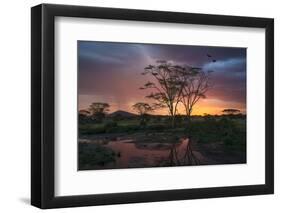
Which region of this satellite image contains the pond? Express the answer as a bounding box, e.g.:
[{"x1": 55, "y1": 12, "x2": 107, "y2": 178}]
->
[{"x1": 79, "y1": 137, "x2": 207, "y2": 170}]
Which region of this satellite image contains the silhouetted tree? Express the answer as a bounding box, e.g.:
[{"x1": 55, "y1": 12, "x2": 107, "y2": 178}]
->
[
  {"x1": 132, "y1": 102, "x2": 153, "y2": 126},
  {"x1": 88, "y1": 102, "x2": 110, "y2": 122},
  {"x1": 140, "y1": 60, "x2": 188, "y2": 127},
  {"x1": 132, "y1": 102, "x2": 153, "y2": 116},
  {"x1": 79, "y1": 110, "x2": 91, "y2": 124},
  {"x1": 180, "y1": 68, "x2": 213, "y2": 124},
  {"x1": 222, "y1": 108, "x2": 241, "y2": 115}
]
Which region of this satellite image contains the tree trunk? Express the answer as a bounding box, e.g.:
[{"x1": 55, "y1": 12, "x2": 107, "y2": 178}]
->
[
  {"x1": 171, "y1": 115, "x2": 175, "y2": 128},
  {"x1": 169, "y1": 107, "x2": 175, "y2": 128},
  {"x1": 185, "y1": 108, "x2": 192, "y2": 133}
]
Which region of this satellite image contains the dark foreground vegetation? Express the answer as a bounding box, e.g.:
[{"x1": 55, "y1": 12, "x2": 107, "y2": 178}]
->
[{"x1": 78, "y1": 113, "x2": 246, "y2": 170}]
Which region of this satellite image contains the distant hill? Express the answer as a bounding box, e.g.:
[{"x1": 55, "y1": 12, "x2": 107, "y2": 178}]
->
[{"x1": 108, "y1": 110, "x2": 137, "y2": 118}]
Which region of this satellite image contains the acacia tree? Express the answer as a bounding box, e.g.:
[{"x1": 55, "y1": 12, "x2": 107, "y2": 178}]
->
[
  {"x1": 88, "y1": 102, "x2": 110, "y2": 122},
  {"x1": 132, "y1": 102, "x2": 153, "y2": 116},
  {"x1": 132, "y1": 102, "x2": 153, "y2": 125},
  {"x1": 140, "y1": 60, "x2": 188, "y2": 127},
  {"x1": 180, "y1": 68, "x2": 212, "y2": 123},
  {"x1": 179, "y1": 53, "x2": 216, "y2": 123},
  {"x1": 222, "y1": 108, "x2": 241, "y2": 115}
]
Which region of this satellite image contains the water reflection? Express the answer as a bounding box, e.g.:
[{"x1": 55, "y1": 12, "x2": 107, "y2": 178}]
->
[
  {"x1": 168, "y1": 139, "x2": 200, "y2": 166},
  {"x1": 80, "y1": 137, "x2": 204, "y2": 169}
]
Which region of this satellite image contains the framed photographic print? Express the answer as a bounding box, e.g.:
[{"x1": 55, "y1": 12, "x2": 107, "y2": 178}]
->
[{"x1": 31, "y1": 3, "x2": 274, "y2": 209}]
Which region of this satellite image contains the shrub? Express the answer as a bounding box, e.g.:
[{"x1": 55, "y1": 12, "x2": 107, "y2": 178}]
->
[
  {"x1": 187, "y1": 117, "x2": 246, "y2": 150},
  {"x1": 104, "y1": 120, "x2": 118, "y2": 129},
  {"x1": 79, "y1": 143, "x2": 116, "y2": 169}
]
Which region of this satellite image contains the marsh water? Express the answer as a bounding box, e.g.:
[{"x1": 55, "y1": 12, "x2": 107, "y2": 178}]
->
[{"x1": 79, "y1": 137, "x2": 208, "y2": 169}]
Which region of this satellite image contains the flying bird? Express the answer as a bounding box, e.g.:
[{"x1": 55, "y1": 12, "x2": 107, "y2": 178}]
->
[
  {"x1": 212, "y1": 59, "x2": 216, "y2": 62},
  {"x1": 207, "y1": 54, "x2": 212, "y2": 57}
]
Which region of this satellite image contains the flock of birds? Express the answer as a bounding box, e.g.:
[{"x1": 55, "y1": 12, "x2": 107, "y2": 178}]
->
[{"x1": 207, "y1": 53, "x2": 217, "y2": 63}]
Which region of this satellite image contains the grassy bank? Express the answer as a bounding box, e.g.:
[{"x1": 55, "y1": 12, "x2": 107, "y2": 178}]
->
[
  {"x1": 188, "y1": 117, "x2": 246, "y2": 151},
  {"x1": 79, "y1": 116, "x2": 246, "y2": 151}
]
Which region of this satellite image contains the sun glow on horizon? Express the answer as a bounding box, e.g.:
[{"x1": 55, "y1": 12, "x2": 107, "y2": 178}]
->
[{"x1": 79, "y1": 95, "x2": 246, "y2": 116}]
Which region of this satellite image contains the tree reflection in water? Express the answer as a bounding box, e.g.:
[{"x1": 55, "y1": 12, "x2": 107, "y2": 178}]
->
[
  {"x1": 79, "y1": 137, "x2": 203, "y2": 170},
  {"x1": 168, "y1": 138, "x2": 200, "y2": 166}
]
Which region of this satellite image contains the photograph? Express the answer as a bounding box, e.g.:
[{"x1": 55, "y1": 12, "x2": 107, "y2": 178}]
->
[
  {"x1": 30, "y1": 3, "x2": 274, "y2": 209},
  {"x1": 78, "y1": 41, "x2": 247, "y2": 170}
]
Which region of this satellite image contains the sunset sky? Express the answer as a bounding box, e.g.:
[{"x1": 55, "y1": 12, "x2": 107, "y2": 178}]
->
[{"x1": 78, "y1": 41, "x2": 246, "y2": 115}]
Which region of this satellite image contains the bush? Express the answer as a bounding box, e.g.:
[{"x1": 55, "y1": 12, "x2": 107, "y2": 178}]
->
[
  {"x1": 79, "y1": 124, "x2": 106, "y2": 135},
  {"x1": 146, "y1": 123, "x2": 167, "y2": 131},
  {"x1": 104, "y1": 120, "x2": 118, "y2": 129},
  {"x1": 139, "y1": 119, "x2": 147, "y2": 127},
  {"x1": 187, "y1": 117, "x2": 246, "y2": 151},
  {"x1": 79, "y1": 143, "x2": 116, "y2": 169}
]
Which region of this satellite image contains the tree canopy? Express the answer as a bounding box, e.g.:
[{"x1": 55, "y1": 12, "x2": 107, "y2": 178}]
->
[
  {"x1": 222, "y1": 108, "x2": 241, "y2": 115},
  {"x1": 88, "y1": 102, "x2": 110, "y2": 121},
  {"x1": 132, "y1": 102, "x2": 153, "y2": 116}
]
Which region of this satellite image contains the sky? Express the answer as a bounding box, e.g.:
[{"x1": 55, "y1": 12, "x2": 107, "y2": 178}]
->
[{"x1": 78, "y1": 41, "x2": 246, "y2": 115}]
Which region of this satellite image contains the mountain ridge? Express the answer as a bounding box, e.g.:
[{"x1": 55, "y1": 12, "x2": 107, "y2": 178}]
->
[{"x1": 108, "y1": 110, "x2": 137, "y2": 117}]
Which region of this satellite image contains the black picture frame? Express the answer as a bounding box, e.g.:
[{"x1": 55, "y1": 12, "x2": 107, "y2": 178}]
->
[{"x1": 31, "y1": 3, "x2": 274, "y2": 209}]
